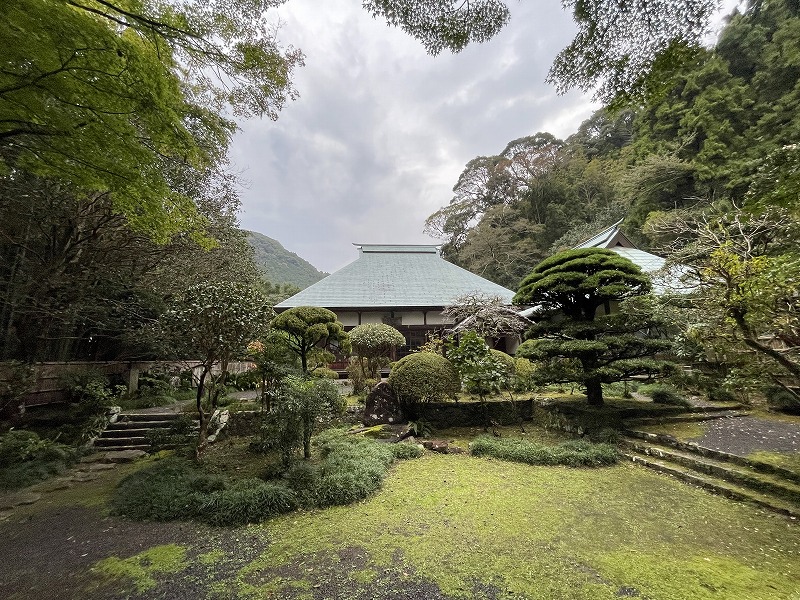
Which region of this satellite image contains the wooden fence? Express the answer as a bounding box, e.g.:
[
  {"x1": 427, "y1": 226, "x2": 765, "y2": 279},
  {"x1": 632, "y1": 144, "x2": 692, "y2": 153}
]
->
[{"x1": 0, "y1": 360, "x2": 255, "y2": 408}]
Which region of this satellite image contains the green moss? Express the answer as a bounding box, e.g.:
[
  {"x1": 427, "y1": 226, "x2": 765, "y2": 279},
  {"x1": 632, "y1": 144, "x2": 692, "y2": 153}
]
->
[
  {"x1": 93, "y1": 544, "x2": 187, "y2": 592},
  {"x1": 349, "y1": 568, "x2": 377, "y2": 583},
  {"x1": 639, "y1": 420, "x2": 707, "y2": 441},
  {"x1": 229, "y1": 455, "x2": 799, "y2": 599},
  {"x1": 197, "y1": 549, "x2": 226, "y2": 565},
  {"x1": 748, "y1": 450, "x2": 800, "y2": 473}
]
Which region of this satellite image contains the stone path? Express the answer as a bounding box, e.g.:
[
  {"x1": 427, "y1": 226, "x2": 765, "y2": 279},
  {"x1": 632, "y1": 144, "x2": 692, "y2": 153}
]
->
[{"x1": 0, "y1": 450, "x2": 144, "y2": 522}]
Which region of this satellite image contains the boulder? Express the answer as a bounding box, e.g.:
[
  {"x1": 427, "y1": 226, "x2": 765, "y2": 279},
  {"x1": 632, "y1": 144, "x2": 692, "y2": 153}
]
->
[{"x1": 362, "y1": 382, "x2": 403, "y2": 426}]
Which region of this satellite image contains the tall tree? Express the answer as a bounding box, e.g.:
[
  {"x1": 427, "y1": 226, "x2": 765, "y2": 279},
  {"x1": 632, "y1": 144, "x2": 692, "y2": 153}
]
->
[
  {"x1": 366, "y1": 0, "x2": 720, "y2": 102},
  {"x1": 514, "y1": 249, "x2": 672, "y2": 405},
  {"x1": 1, "y1": 0, "x2": 302, "y2": 239},
  {"x1": 651, "y1": 207, "x2": 800, "y2": 390},
  {"x1": 159, "y1": 282, "x2": 272, "y2": 455}
]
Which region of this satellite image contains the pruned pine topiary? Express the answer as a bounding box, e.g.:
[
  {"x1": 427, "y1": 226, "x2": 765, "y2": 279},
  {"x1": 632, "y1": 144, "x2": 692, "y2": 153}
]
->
[{"x1": 514, "y1": 248, "x2": 673, "y2": 406}]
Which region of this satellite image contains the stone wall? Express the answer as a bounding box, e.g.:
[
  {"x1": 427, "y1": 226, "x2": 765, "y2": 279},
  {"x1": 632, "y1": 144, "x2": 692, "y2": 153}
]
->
[{"x1": 420, "y1": 398, "x2": 533, "y2": 429}]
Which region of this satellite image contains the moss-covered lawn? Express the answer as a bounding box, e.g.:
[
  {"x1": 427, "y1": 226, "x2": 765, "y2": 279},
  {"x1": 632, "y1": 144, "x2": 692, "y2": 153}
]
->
[
  {"x1": 226, "y1": 454, "x2": 799, "y2": 600},
  {"x1": 4, "y1": 449, "x2": 799, "y2": 599}
]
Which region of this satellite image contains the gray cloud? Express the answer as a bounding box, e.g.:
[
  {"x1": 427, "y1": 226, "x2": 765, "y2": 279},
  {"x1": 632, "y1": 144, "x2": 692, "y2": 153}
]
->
[{"x1": 231, "y1": 0, "x2": 600, "y2": 273}]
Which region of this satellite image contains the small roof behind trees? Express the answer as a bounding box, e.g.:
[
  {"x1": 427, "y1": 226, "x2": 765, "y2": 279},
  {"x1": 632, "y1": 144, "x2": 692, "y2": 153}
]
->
[
  {"x1": 574, "y1": 220, "x2": 666, "y2": 275},
  {"x1": 275, "y1": 244, "x2": 515, "y2": 310}
]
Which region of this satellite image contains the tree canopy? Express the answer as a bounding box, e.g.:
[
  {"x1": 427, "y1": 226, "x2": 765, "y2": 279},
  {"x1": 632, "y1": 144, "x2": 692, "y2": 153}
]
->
[
  {"x1": 271, "y1": 307, "x2": 349, "y2": 373},
  {"x1": 366, "y1": 0, "x2": 720, "y2": 102},
  {"x1": 515, "y1": 249, "x2": 671, "y2": 405}
]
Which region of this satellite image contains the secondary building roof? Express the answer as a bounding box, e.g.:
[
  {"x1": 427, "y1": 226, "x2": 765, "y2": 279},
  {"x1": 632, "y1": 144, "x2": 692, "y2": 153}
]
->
[
  {"x1": 275, "y1": 244, "x2": 516, "y2": 310},
  {"x1": 575, "y1": 220, "x2": 666, "y2": 275}
]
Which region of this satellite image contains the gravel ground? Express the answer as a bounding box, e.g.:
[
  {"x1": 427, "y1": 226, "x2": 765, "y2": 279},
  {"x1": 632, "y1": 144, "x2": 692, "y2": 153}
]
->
[
  {"x1": 0, "y1": 502, "x2": 474, "y2": 600},
  {"x1": 693, "y1": 415, "x2": 800, "y2": 456}
]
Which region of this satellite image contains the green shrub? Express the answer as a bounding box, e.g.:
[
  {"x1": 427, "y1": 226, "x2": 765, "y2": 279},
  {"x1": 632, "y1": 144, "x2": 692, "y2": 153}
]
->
[
  {"x1": 641, "y1": 384, "x2": 690, "y2": 407},
  {"x1": 198, "y1": 479, "x2": 297, "y2": 526},
  {"x1": 314, "y1": 431, "x2": 398, "y2": 507},
  {"x1": 390, "y1": 442, "x2": 424, "y2": 460},
  {"x1": 490, "y1": 350, "x2": 515, "y2": 378},
  {"x1": 0, "y1": 430, "x2": 77, "y2": 467},
  {"x1": 312, "y1": 367, "x2": 340, "y2": 380},
  {"x1": 112, "y1": 458, "x2": 204, "y2": 521},
  {"x1": 388, "y1": 352, "x2": 460, "y2": 407},
  {"x1": 470, "y1": 435, "x2": 618, "y2": 467},
  {"x1": 283, "y1": 460, "x2": 322, "y2": 507},
  {"x1": 0, "y1": 430, "x2": 78, "y2": 489},
  {"x1": 512, "y1": 357, "x2": 537, "y2": 392},
  {"x1": 225, "y1": 369, "x2": 260, "y2": 391},
  {"x1": 766, "y1": 387, "x2": 800, "y2": 415}
]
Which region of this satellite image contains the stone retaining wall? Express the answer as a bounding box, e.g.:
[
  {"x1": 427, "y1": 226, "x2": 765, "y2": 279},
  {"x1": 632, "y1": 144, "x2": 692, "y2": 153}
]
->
[{"x1": 420, "y1": 398, "x2": 533, "y2": 429}]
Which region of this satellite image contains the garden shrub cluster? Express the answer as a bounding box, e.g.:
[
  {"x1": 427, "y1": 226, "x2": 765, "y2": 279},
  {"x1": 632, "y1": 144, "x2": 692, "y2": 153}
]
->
[
  {"x1": 766, "y1": 386, "x2": 800, "y2": 414},
  {"x1": 0, "y1": 430, "x2": 79, "y2": 489},
  {"x1": 470, "y1": 435, "x2": 619, "y2": 467},
  {"x1": 112, "y1": 431, "x2": 422, "y2": 525},
  {"x1": 388, "y1": 352, "x2": 460, "y2": 409},
  {"x1": 640, "y1": 384, "x2": 690, "y2": 407}
]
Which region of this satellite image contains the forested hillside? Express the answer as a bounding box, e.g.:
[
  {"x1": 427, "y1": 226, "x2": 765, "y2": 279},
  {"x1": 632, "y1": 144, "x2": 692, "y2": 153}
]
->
[
  {"x1": 246, "y1": 231, "x2": 327, "y2": 290},
  {"x1": 426, "y1": 0, "x2": 800, "y2": 290}
]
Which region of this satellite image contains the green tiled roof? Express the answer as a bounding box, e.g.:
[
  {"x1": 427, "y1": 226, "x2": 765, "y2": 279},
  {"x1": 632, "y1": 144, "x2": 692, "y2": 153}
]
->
[{"x1": 275, "y1": 244, "x2": 516, "y2": 309}]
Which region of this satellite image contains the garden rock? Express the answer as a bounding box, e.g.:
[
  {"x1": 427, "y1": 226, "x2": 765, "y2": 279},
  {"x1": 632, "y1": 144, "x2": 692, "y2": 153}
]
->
[
  {"x1": 422, "y1": 440, "x2": 450, "y2": 454},
  {"x1": 0, "y1": 492, "x2": 42, "y2": 510},
  {"x1": 102, "y1": 449, "x2": 146, "y2": 463},
  {"x1": 363, "y1": 382, "x2": 403, "y2": 426},
  {"x1": 207, "y1": 409, "x2": 230, "y2": 443}
]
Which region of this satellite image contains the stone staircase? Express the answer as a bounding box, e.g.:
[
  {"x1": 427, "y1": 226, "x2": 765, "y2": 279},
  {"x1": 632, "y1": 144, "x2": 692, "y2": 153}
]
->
[
  {"x1": 621, "y1": 427, "x2": 800, "y2": 519},
  {"x1": 92, "y1": 412, "x2": 192, "y2": 452}
]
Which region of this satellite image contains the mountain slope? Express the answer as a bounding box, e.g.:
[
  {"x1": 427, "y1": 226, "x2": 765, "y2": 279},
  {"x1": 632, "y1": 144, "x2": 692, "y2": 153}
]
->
[{"x1": 246, "y1": 231, "x2": 327, "y2": 289}]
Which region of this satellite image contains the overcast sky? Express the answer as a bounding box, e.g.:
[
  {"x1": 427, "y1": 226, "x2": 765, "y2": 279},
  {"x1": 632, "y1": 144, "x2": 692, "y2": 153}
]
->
[{"x1": 230, "y1": 0, "x2": 733, "y2": 275}]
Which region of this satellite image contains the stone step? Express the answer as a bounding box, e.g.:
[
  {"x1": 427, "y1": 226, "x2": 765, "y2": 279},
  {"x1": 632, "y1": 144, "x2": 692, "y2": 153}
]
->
[
  {"x1": 625, "y1": 411, "x2": 749, "y2": 427},
  {"x1": 621, "y1": 452, "x2": 800, "y2": 519},
  {"x1": 97, "y1": 445, "x2": 152, "y2": 453},
  {"x1": 99, "y1": 428, "x2": 153, "y2": 438},
  {"x1": 108, "y1": 419, "x2": 176, "y2": 430},
  {"x1": 94, "y1": 436, "x2": 148, "y2": 447},
  {"x1": 621, "y1": 438, "x2": 800, "y2": 504},
  {"x1": 118, "y1": 412, "x2": 184, "y2": 421},
  {"x1": 624, "y1": 429, "x2": 800, "y2": 486}
]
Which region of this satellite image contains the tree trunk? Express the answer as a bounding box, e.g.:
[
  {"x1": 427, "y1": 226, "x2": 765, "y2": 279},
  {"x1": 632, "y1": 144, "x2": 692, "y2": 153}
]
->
[
  {"x1": 195, "y1": 365, "x2": 211, "y2": 459},
  {"x1": 585, "y1": 377, "x2": 604, "y2": 406}
]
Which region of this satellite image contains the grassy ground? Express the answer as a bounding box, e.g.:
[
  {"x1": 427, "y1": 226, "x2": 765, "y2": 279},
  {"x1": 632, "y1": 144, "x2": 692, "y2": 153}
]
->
[
  {"x1": 221, "y1": 455, "x2": 799, "y2": 600},
  {"x1": 637, "y1": 421, "x2": 708, "y2": 442},
  {"x1": 3, "y1": 446, "x2": 796, "y2": 599}
]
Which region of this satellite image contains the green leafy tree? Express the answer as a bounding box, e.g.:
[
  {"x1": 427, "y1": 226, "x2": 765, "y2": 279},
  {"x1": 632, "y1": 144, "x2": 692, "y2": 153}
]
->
[
  {"x1": 160, "y1": 282, "x2": 272, "y2": 454},
  {"x1": 1, "y1": 0, "x2": 302, "y2": 239},
  {"x1": 271, "y1": 307, "x2": 350, "y2": 373},
  {"x1": 447, "y1": 332, "x2": 507, "y2": 400},
  {"x1": 348, "y1": 323, "x2": 406, "y2": 379},
  {"x1": 652, "y1": 208, "x2": 800, "y2": 396},
  {"x1": 366, "y1": 0, "x2": 719, "y2": 102},
  {"x1": 514, "y1": 249, "x2": 673, "y2": 405}
]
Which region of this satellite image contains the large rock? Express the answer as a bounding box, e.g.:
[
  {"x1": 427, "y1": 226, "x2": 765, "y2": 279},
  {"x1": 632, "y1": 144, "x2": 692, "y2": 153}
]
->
[{"x1": 362, "y1": 382, "x2": 403, "y2": 426}]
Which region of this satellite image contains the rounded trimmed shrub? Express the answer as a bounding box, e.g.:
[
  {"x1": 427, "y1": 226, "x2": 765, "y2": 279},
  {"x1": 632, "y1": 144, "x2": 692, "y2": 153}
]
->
[
  {"x1": 645, "y1": 385, "x2": 690, "y2": 407},
  {"x1": 766, "y1": 387, "x2": 800, "y2": 415},
  {"x1": 388, "y1": 352, "x2": 461, "y2": 404}
]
